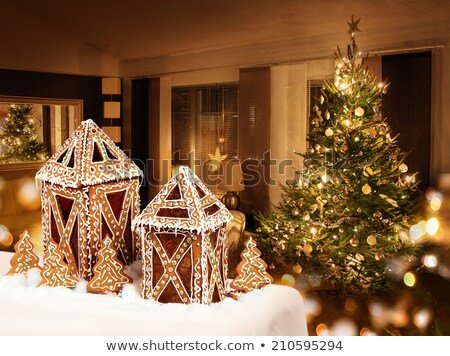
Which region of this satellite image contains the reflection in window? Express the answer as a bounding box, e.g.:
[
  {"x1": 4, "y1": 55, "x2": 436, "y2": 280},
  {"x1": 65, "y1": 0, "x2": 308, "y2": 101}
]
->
[
  {"x1": 172, "y1": 84, "x2": 239, "y2": 191},
  {"x1": 0, "y1": 102, "x2": 77, "y2": 164},
  {"x1": 0, "y1": 104, "x2": 48, "y2": 163},
  {"x1": 0, "y1": 98, "x2": 80, "y2": 254}
]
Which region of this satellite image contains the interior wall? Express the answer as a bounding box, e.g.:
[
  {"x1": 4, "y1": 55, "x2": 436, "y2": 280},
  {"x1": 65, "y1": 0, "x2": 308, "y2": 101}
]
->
[
  {"x1": 121, "y1": 19, "x2": 450, "y2": 198},
  {"x1": 432, "y1": 46, "x2": 450, "y2": 187},
  {"x1": 239, "y1": 67, "x2": 271, "y2": 214},
  {"x1": 0, "y1": 1, "x2": 120, "y2": 77},
  {"x1": 270, "y1": 64, "x2": 308, "y2": 210}
]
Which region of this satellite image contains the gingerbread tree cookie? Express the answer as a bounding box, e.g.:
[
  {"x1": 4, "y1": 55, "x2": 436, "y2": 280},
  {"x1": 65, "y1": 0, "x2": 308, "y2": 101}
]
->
[
  {"x1": 229, "y1": 236, "x2": 273, "y2": 293},
  {"x1": 87, "y1": 237, "x2": 132, "y2": 294},
  {"x1": 7, "y1": 230, "x2": 41, "y2": 275},
  {"x1": 39, "y1": 239, "x2": 78, "y2": 288}
]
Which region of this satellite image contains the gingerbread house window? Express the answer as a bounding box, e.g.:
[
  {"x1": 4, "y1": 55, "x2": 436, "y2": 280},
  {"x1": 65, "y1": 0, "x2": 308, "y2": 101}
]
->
[
  {"x1": 133, "y1": 166, "x2": 233, "y2": 304},
  {"x1": 36, "y1": 119, "x2": 142, "y2": 280}
]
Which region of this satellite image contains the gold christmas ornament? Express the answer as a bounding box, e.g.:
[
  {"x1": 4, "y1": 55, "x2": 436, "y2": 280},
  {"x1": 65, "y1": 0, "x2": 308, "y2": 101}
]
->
[
  {"x1": 291, "y1": 207, "x2": 300, "y2": 216},
  {"x1": 399, "y1": 163, "x2": 408, "y2": 173},
  {"x1": 362, "y1": 183, "x2": 372, "y2": 194},
  {"x1": 373, "y1": 211, "x2": 383, "y2": 220},
  {"x1": 350, "y1": 238, "x2": 359, "y2": 247},
  {"x1": 325, "y1": 128, "x2": 334, "y2": 137},
  {"x1": 320, "y1": 95, "x2": 325, "y2": 105},
  {"x1": 355, "y1": 107, "x2": 365, "y2": 117},
  {"x1": 340, "y1": 144, "x2": 348, "y2": 153},
  {"x1": 303, "y1": 244, "x2": 313, "y2": 256},
  {"x1": 375, "y1": 252, "x2": 384, "y2": 261},
  {"x1": 293, "y1": 264, "x2": 303, "y2": 274},
  {"x1": 370, "y1": 128, "x2": 378, "y2": 138},
  {"x1": 366, "y1": 235, "x2": 377, "y2": 246},
  {"x1": 363, "y1": 166, "x2": 381, "y2": 177},
  {"x1": 361, "y1": 280, "x2": 371, "y2": 289},
  {"x1": 303, "y1": 213, "x2": 310, "y2": 221},
  {"x1": 325, "y1": 110, "x2": 331, "y2": 120}
]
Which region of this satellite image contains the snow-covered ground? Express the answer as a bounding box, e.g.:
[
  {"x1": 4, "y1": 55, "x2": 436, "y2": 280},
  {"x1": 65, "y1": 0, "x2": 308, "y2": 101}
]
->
[{"x1": 0, "y1": 251, "x2": 307, "y2": 335}]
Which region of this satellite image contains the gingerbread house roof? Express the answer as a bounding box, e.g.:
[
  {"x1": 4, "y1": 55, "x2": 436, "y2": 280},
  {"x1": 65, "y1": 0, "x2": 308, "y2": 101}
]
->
[
  {"x1": 132, "y1": 166, "x2": 232, "y2": 233},
  {"x1": 36, "y1": 119, "x2": 142, "y2": 188}
]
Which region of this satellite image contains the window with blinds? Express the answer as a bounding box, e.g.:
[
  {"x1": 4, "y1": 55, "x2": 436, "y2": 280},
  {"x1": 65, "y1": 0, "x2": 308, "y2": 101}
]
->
[{"x1": 172, "y1": 83, "x2": 239, "y2": 191}]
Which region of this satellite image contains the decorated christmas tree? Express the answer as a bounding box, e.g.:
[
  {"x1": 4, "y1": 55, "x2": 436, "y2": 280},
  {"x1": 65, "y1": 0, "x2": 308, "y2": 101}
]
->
[
  {"x1": 7, "y1": 230, "x2": 41, "y2": 275},
  {"x1": 0, "y1": 104, "x2": 48, "y2": 163},
  {"x1": 39, "y1": 239, "x2": 78, "y2": 288},
  {"x1": 87, "y1": 237, "x2": 132, "y2": 294},
  {"x1": 256, "y1": 17, "x2": 420, "y2": 293},
  {"x1": 230, "y1": 236, "x2": 273, "y2": 293}
]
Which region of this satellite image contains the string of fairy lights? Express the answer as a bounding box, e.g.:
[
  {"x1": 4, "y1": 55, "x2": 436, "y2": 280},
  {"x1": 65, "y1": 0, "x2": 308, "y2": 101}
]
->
[{"x1": 278, "y1": 188, "x2": 449, "y2": 335}]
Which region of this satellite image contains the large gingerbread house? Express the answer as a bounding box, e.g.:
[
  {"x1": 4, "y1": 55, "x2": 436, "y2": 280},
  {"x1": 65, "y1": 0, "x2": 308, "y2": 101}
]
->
[
  {"x1": 36, "y1": 119, "x2": 142, "y2": 280},
  {"x1": 132, "y1": 166, "x2": 233, "y2": 304}
]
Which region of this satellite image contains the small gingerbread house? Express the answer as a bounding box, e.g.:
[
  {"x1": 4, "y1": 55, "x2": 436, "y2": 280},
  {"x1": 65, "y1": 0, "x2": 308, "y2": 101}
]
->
[
  {"x1": 36, "y1": 119, "x2": 142, "y2": 280},
  {"x1": 132, "y1": 166, "x2": 233, "y2": 304}
]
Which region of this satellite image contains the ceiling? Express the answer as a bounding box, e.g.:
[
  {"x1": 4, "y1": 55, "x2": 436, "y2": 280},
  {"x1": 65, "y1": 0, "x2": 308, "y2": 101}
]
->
[{"x1": 5, "y1": 0, "x2": 450, "y2": 62}]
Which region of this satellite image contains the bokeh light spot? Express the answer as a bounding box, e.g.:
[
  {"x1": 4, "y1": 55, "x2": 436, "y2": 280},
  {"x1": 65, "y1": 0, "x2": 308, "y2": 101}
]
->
[
  {"x1": 426, "y1": 218, "x2": 439, "y2": 235},
  {"x1": 403, "y1": 271, "x2": 416, "y2": 287},
  {"x1": 281, "y1": 274, "x2": 295, "y2": 287}
]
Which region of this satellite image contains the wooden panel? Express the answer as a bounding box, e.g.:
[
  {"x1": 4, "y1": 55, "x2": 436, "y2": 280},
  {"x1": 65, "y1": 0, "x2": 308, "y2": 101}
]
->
[
  {"x1": 102, "y1": 77, "x2": 121, "y2": 95},
  {"x1": 239, "y1": 67, "x2": 271, "y2": 214},
  {"x1": 382, "y1": 52, "x2": 431, "y2": 191},
  {"x1": 0, "y1": 68, "x2": 102, "y2": 125},
  {"x1": 148, "y1": 78, "x2": 161, "y2": 201},
  {"x1": 131, "y1": 77, "x2": 160, "y2": 205},
  {"x1": 103, "y1": 102, "x2": 121, "y2": 118},
  {"x1": 131, "y1": 78, "x2": 149, "y2": 205},
  {"x1": 102, "y1": 126, "x2": 121, "y2": 143}
]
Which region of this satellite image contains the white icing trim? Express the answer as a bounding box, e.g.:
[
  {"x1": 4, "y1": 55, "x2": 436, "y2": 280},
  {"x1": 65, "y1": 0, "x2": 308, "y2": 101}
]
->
[
  {"x1": 132, "y1": 166, "x2": 232, "y2": 233},
  {"x1": 36, "y1": 119, "x2": 142, "y2": 188}
]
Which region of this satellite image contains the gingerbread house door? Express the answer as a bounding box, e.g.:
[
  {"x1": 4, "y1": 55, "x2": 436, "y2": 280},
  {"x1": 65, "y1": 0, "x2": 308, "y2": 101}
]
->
[
  {"x1": 144, "y1": 229, "x2": 200, "y2": 303},
  {"x1": 88, "y1": 180, "x2": 140, "y2": 275},
  {"x1": 41, "y1": 184, "x2": 88, "y2": 277}
]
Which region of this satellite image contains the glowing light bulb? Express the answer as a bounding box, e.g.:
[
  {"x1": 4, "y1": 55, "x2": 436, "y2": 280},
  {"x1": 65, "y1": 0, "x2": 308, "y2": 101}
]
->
[
  {"x1": 0, "y1": 225, "x2": 13, "y2": 246},
  {"x1": 281, "y1": 274, "x2": 295, "y2": 287},
  {"x1": 413, "y1": 308, "x2": 432, "y2": 329},
  {"x1": 311, "y1": 227, "x2": 317, "y2": 235},
  {"x1": 316, "y1": 323, "x2": 329, "y2": 336},
  {"x1": 321, "y1": 174, "x2": 330, "y2": 183},
  {"x1": 403, "y1": 272, "x2": 416, "y2": 287},
  {"x1": 418, "y1": 220, "x2": 427, "y2": 235},
  {"x1": 340, "y1": 83, "x2": 349, "y2": 91},
  {"x1": 422, "y1": 254, "x2": 438, "y2": 268},
  {"x1": 430, "y1": 197, "x2": 442, "y2": 211},
  {"x1": 426, "y1": 218, "x2": 439, "y2": 235},
  {"x1": 305, "y1": 298, "x2": 322, "y2": 317},
  {"x1": 409, "y1": 224, "x2": 422, "y2": 241}
]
